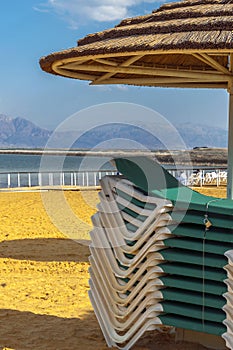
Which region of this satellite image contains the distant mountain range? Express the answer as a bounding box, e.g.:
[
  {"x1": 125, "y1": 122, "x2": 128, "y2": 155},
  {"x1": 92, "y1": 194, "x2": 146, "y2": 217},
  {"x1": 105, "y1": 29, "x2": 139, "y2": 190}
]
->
[
  {"x1": 0, "y1": 114, "x2": 227, "y2": 149},
  {"x1": 0, "y1": 114, "x2": 51, "y2": 148}
]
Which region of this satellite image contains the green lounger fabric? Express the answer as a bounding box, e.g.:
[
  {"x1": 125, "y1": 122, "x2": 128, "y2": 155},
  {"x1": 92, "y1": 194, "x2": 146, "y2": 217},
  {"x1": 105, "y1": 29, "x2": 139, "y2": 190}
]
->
[
  {"x1": 169, "y1": 224, "x2": 233, "y2": 243},
  {"x1": 115, "y1": 157, "x2": 233, "y2": 215},
  {"x1": 164, "y1": 237, "x2": 233, "y2": 255},
  {"x1": 171, "y1": 210, "x2": 233, "y2": 229},
  {"x1": 161, "y1": 288, "x2": 225, "y2": 309},
  {"x1": 159, "y1": 314, "x2": 226, "y2": 336},
  {"x1": 158, "y1": 262, "x2": 227, "y2": 281},
  {"x1": 159, "y1": 248, "x2": 227, "y2": 268},
  {"x1": 160, "y1": 275, "x2": 227, "y2": 295},
  {"x1": 160, "y1": 300, "x2": 225, "y2": 323}
]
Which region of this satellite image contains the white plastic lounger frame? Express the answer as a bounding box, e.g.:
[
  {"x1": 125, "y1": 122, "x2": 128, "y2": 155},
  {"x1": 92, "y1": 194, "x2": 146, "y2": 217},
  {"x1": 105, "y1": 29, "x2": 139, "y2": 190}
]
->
[
  {"x1": 89, "y1": 278, "x2": 163, "y2": 331},
  {"x1": 89, "y1": 263, "x2": 165, "y2": 306},
  {"x1": 100, "y1": 176, "x2": 172, "y2": 219},
  {"x1": 90, "y1": 228, "x2": 169, "y2": 276},
  {"x1": 89, "y1": 257, "x2": 165, "y2": 303},
  {"x1": 91, "y1": 214, "x2": 171, "y2": 266},
  {"x1": 101, "y1": 175, "x2": 172, "y2": 210},
  {"x1": 89, "y1": 265, "x2": 164, "y2": 318},
  {"x1": 88, "y1": 176, "x2": 171, "y2": 349},
  {"x1": 89, "y1": 283, "x2": 163, "y2": 346},
  {"x1": 103, "y1": 175, "x2": 171, "y2": 206},
  {"x1": 97, "y1": 189, "x2": 172, "y2": 241},
  {"x1": 90, "y1": 249, "x2": 165, "y2": 293},
  {"x1": 89, "y1": 290, "x2": 164, "y2": 350},
  {"x1": 96, "y1": 204, "x2": 172, "y2": 248},
  {"x1": 91, "y1": 212, "x2": 171, "y2": 266},
  {"x1": 90, "y1": 241, "x2": 166, "y2": 279}
]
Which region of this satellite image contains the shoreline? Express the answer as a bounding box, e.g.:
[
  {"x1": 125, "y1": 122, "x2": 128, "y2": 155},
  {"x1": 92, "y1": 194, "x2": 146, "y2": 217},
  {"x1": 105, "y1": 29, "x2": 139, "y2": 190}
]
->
[
  {"x1": 155, "y1": 148, "x2": 228, "y2": 167},
  {"x1": 0, "y1": 147, "x2": 228, "y2": 166}
]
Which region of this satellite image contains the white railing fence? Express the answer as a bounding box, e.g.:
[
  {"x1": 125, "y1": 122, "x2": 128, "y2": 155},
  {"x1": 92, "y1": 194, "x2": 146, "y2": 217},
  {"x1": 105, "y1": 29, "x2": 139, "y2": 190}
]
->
[
  {"x1": 0, "y1": 170, "x2": 118, "y2": 189},
  {"x1": 0, "y1": 167, "x2": 228, "y2": 189}
]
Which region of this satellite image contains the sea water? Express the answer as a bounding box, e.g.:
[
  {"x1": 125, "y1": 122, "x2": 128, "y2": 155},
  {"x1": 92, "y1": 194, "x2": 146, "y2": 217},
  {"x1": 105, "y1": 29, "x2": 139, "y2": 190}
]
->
[
  {"x1": 0, "y1": 154, "x2": 115, "y2": 188},
  {"x1": 0, "y1": 154, "x2": 114, "y2": 172}
]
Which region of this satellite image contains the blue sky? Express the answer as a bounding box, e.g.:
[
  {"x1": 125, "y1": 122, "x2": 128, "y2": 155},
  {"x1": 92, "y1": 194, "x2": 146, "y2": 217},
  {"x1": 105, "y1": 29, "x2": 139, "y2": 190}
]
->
[{"x1": 0, "y1": 0, "x2": 229, "y2": 131}]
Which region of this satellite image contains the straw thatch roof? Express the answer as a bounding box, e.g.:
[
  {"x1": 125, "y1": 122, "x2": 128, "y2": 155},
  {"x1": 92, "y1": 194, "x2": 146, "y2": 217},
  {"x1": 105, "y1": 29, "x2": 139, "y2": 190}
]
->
[{"x1": 39, "y1": 0, "x2": 233, "y2": 90}]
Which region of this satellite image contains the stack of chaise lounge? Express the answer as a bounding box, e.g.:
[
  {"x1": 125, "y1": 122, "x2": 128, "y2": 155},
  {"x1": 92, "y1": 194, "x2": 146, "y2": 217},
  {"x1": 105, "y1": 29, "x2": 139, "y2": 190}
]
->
[{"x1": 88, "y1": 156, "x2": 233, "y2": 350}]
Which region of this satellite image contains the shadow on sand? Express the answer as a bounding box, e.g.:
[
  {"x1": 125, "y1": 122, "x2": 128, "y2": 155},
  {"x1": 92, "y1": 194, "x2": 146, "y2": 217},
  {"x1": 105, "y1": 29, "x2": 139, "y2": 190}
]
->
[
  {"x1": 0, "y1": 308, "x2": 108, "y2": 350},
  {"x1": 0, "y1": 308, "x2": 209, "y2": 350},
  {"x1": 0, "y1": 238, "x2": 90, "y2": 262}
]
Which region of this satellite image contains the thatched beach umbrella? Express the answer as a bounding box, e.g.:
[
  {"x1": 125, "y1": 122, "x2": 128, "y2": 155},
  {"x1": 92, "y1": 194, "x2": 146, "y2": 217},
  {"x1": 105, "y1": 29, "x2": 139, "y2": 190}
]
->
[{"x1": 40, "y1": 0, "x2": 233, "y2": 198}]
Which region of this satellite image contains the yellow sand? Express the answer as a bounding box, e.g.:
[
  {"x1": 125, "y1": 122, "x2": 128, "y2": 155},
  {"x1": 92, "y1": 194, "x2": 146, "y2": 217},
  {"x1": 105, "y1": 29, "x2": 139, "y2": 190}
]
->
[{"x1": 0, "y1": 187, "x2": 226, "y2": 349}]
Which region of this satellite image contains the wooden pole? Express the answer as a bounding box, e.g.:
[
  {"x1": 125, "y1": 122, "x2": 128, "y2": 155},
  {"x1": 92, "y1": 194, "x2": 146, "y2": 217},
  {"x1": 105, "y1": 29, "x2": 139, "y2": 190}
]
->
[{"x1": 227, "y1": 89, "x2": 233, "y2": 199}]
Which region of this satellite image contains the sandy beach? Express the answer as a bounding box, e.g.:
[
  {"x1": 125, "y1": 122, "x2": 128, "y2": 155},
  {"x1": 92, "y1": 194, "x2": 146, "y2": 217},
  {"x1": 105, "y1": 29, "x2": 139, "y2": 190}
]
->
[{"x1": 0, "y1": 186, "x2": 227, "y2": 350}]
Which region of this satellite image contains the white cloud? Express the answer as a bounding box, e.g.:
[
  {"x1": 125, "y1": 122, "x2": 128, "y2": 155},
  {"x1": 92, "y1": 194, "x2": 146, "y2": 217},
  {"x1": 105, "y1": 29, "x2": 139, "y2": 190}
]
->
[
  {"x1": 33, "y1": 6, "x2": 50, "y2": 13},
  {"x1": 35, "y1": 0, "x2": 165, "y2": 28},
  {"x1": 92, "y1": 84, "x2": 129, "y2": 92},
  {"x1": 92, "y1": 85, "x2": 113, "y2": 92},
  {"x1": 116, "y1": 85, "x2": 129, "y2": 91},
  {"x1": 89, "y1": 5, "x2": 128, "y2": 22}
]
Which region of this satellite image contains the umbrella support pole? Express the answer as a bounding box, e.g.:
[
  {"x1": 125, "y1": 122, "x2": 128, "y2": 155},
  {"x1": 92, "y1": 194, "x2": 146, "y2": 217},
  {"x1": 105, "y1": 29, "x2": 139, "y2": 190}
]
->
[{"x1": 227, "y1": 91, "x2": 233, "y2": 199}]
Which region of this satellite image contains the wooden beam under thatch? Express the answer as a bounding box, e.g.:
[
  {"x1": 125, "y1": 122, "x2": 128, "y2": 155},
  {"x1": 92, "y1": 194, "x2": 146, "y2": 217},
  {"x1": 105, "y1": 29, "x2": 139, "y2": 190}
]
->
[
  {"x1": 94, "y1": 58, "x2": 118, "y2": 66},
  {"x1": 52, "y1": 63, "x2": 96, "y2": 81},
  {"x1": 92, "y1": 55, "x2": 145, "y2": 84},
  {"x1": 91, "y1": 76, "x2": 228, "y2": 86},
  {"x1": 58, "y1": 62, "x2": 231, "y2": 82},
  {"x1": 192, "y1": 53, "x2": 230, "y2": 74}
]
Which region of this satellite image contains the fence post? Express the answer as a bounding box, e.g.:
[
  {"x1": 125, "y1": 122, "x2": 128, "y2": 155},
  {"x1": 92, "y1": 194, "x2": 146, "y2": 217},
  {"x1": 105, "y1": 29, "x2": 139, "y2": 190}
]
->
[
  {"x1": 49, "y1": 173, "x2": 53, "y2": 186},
  {"x1": 74, "y1": 173, "x2": 77, "y2": 186},
  {"x1": 70, "y1": 173, "x2": 72, "y2": 186},
  {"x1": 17, "y1": 173, "x2": 20, "y2": 187},
  {"x1": 28, "y1": 173, "x2": 31, "y2": 187},
  {"x1": 38, "y1": 173, "x2": 42, "y2": 187},
  {"x1": 7, "y1": 173, "x2": 10, "y2": 188},
  {"x1": 94, "y1": 172, "x2": 97, "y2": 187}
]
